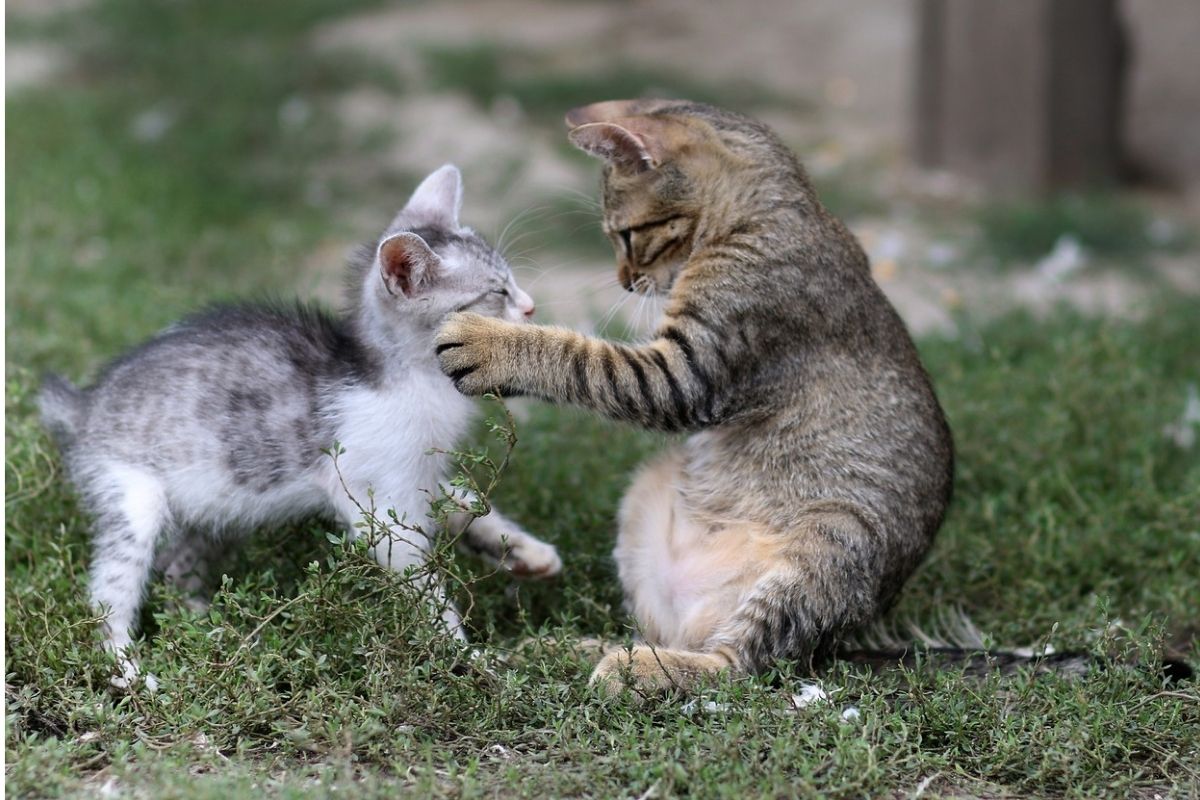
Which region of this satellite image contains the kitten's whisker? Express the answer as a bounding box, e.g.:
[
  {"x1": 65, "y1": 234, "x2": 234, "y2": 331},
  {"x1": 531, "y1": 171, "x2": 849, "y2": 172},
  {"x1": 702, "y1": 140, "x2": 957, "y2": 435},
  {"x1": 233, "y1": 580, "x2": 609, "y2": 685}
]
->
[
  {"x1": 503, "y1": 208, "x2": 602, "y2": 256},
  {"x1": 495, "y1": 205, "x2": 552, "y2": 255},
  {"x1": 565, "y1": 219, "x2": 604, "y2": 237},
  {"x1": 499, "y1": 227, "x2": 550, "y2": 258},
  {"x1": 510, "y1": 260, "x2": 549, "y2": 274}
]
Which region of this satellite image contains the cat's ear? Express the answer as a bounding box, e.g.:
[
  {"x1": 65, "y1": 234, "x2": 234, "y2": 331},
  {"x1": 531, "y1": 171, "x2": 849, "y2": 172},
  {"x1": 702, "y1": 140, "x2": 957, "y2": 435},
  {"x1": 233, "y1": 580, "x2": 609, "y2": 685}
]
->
[
  {"x1": 568, "y1": 122, "x2": 660, "y2": 173},
  {"x1": 401, "y1": 164, "x2": 463, "y2": 227},
  {"x1": 564, "y1": 99, "x2": 682, "y2": 128},
  {"x1": 568, "y1": 117, "x2": 686, "y2": 173},
  {"x1": 377, "y1": 232, "x2": 441, "y2": 298}
]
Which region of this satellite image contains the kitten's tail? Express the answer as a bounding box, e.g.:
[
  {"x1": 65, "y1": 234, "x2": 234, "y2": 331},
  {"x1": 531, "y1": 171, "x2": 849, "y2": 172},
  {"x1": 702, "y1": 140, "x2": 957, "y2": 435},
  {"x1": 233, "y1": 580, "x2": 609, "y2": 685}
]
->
[
  {"x1": 836, "y1": 608, "x2": 1194, "y2": 682},
  {"x1": 38, "y1": 373, "x2": 85, "y2": 447}
]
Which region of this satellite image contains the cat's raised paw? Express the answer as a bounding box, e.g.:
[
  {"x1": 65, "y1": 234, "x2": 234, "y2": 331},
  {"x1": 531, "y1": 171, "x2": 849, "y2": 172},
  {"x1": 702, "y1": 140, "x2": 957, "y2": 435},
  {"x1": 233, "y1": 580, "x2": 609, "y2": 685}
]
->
[{"x1": 435, "y1": 312, "x2": 520, "y2": 396}]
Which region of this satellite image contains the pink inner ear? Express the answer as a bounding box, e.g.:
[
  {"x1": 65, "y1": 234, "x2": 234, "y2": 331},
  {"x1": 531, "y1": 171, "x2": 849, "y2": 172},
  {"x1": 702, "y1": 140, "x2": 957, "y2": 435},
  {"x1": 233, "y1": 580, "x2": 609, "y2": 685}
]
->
[
  {"x1": 569, "y1": 123, "x2": 656, "y2": 171},
  {"x1": 380, "y1": 238, "x2": 420, "y2": 297}
]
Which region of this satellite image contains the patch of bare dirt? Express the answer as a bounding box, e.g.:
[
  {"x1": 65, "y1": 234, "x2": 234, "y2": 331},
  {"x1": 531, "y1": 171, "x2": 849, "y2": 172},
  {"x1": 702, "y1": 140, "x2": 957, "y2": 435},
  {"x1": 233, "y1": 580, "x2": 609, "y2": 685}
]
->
[{"x1": 6, "y1": 44, "x2": 68, "y2": 92}]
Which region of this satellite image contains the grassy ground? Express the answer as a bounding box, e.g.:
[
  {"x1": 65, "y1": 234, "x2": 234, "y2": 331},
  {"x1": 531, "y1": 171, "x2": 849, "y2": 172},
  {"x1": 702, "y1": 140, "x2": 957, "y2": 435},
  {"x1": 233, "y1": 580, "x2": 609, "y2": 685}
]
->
[{"x1": 6, "y1": 2, "x2": 1199, "y2": 798}]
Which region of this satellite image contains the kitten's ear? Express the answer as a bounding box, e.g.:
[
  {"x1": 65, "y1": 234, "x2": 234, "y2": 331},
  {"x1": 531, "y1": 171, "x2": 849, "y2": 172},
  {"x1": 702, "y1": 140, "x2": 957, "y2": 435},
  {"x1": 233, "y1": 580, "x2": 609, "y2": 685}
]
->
[
  {"x1": 401, "y1": 164, "x2": 463, "y2": 227},
  {"x1": 377, "y1": 232, "x2": 440, "y2": 298}
]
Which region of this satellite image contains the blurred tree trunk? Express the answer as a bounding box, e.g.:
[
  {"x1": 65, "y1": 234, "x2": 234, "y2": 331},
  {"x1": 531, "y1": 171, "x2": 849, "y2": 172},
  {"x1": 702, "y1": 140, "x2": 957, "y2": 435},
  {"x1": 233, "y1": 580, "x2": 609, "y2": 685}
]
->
[{"x1": 914, "y1": 0, "x2": 1126, "y2": 194}]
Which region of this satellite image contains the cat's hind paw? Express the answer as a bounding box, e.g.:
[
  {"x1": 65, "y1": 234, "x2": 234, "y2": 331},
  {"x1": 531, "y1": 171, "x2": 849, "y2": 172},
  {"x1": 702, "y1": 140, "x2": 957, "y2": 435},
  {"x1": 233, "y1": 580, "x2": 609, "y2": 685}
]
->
[{"x1": 590, "y1": 646, "x2": 732, "y2": 697}]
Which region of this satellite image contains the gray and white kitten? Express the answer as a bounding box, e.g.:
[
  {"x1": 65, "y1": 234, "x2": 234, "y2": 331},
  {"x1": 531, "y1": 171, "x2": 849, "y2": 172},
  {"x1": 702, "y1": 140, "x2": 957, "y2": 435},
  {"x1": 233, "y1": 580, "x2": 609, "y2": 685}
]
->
[{"x1": 39, "y1": 165, "x2": 561, "y2": 687}]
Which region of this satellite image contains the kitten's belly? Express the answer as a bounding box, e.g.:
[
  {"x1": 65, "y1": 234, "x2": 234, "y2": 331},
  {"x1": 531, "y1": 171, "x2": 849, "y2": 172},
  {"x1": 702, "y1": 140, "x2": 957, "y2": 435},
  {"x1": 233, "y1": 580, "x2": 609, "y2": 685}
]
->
[{"x1": 166, "y1": 467, "x2": 330, "y2": 530}]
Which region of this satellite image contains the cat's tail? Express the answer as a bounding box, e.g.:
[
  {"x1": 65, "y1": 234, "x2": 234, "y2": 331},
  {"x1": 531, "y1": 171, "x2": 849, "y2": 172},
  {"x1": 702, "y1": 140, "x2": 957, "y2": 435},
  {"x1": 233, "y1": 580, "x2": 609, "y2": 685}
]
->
[
  {"x1": 38, "y1": 373, "x2": 85, "y2": 447},
  {"x1": 835, "y1": 607, "x2": 1194, "y2": 682}
]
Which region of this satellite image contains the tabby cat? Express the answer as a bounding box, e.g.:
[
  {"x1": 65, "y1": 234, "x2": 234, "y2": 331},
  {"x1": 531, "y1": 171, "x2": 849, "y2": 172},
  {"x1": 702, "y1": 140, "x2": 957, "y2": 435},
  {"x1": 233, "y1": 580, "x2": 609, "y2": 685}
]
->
[{"x1": 436, "y1": 100, "x2": 954, "y2": 693}]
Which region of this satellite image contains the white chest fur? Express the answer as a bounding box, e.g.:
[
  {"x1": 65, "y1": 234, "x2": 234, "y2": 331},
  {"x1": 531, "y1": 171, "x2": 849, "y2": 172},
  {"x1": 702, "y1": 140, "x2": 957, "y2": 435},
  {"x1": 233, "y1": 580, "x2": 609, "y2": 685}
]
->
[{"x1": 326, "y1": 369, "x2": 477, "y2": 523}]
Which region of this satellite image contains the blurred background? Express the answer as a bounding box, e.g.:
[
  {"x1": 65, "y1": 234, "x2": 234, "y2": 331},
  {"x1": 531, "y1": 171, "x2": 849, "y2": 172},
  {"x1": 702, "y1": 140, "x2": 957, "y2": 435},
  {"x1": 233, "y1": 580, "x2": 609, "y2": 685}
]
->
[{"x1": 7, "y1": 0, "x2": 1199, "y2": 367}]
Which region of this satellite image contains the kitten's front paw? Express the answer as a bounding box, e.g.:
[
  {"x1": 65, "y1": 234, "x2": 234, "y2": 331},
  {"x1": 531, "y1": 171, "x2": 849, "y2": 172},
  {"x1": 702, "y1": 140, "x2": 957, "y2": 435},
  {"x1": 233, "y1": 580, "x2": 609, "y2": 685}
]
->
[
  {"x1": 435, "y1": 312, "x2": 520, "y2": 396},
  {"x1": 506, "y1": 538, "x2": 562, "y2": 580}
]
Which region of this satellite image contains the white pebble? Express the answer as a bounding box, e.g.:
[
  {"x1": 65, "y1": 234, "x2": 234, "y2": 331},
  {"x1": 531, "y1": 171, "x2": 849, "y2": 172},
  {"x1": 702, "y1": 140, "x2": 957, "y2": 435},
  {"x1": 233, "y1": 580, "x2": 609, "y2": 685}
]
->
[{"x1": 790, "y1": 683, "x2": 829, "y2": 708}]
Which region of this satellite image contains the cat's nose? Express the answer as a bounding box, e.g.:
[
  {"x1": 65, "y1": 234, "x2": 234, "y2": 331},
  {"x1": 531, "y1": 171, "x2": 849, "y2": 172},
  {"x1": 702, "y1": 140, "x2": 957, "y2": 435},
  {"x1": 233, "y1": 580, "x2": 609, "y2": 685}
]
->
[{"x1": 514, "y1": 288, "x2": 535, "y2": 319}]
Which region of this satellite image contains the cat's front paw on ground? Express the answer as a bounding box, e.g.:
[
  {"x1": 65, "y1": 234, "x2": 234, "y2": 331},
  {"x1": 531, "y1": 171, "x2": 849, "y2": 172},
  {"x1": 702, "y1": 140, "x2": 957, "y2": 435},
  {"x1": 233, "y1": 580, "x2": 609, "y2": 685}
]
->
[{"x1": 435, "y1": 312, "x2": 520, "y2": 396}]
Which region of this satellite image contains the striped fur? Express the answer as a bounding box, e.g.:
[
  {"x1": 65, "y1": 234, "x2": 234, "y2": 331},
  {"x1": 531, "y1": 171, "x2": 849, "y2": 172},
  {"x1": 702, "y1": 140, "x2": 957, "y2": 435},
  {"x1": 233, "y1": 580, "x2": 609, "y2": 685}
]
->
[{"x1": 436, "y1": 100, "x2": 955, "y2": 694}]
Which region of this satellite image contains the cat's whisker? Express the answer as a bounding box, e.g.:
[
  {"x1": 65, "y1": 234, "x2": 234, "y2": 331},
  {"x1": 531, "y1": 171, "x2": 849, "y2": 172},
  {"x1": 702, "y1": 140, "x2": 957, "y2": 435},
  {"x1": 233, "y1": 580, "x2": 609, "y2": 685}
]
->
[
  {"x1": 543, "y1": 202, "x2": 602, "y2": 219},
  {"x1": 596, "y1": 293, "x2": 629, "y2": 333},
  {"x1": 504, "y1": 250, "x2": 548, "y2": 267},
  {"x1": 499, "y1": 227, "x2": 553, "y2": 260},
  {"x1": 586, "y1": 271, "x2": 622, "y2": 289},
  {"x1": 503, "y1": 209, "x2": 604, "y2": 257},
  {"x1": 628, "y1": 287, "x2": 648, "y2": 338},
  {"x1": 495, "y1": 208, "x2": 539, "y2": 255},
  {"x1": 495, "y1": 205, "x2": 553, "y2": 255},
  {"x1": 596, "y1": 289, "x2": 636, "y2": 335},
  {"x1": 496, "y1": 193, "x2": 605, "y2": 259},
  {"x1": 551, "y1": 185, "x2": 603, "y2": 212}
]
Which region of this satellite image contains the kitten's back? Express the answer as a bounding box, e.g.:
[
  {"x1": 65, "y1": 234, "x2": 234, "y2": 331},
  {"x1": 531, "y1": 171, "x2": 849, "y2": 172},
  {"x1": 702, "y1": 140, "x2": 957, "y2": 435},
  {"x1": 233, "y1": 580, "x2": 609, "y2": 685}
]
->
[{"x1": 52, "y1": 303, "x2": 374, "y2": 475}]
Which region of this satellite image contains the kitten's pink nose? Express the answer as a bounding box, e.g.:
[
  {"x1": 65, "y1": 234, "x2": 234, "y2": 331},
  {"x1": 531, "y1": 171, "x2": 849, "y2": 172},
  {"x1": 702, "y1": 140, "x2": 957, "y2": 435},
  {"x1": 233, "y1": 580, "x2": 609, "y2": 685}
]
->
[{"x1": 513, "y1": 287, "x2": 535, "y2": 319}]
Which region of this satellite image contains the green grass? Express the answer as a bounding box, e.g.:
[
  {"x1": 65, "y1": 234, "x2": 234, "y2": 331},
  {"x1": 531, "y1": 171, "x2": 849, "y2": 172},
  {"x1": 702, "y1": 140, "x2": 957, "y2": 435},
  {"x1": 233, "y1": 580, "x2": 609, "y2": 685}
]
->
[
  {"x1": 6, "y1": 0, "x2": 398, "y2": 377},
  {"x1": 9, "y1": 304, "x2": 1200, "y2": 798},
  {"x1": 974, "y1": 192, "x2": 1192, "y2": 266},
  {"x1": 6, "y1": 2, "x2": 1200, "y2": 798}
]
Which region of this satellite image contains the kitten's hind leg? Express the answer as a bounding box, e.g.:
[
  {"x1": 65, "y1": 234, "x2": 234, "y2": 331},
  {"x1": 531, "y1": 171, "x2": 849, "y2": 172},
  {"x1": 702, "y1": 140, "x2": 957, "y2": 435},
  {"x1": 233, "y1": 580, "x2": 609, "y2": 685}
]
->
[
  {"x1": 443, "y1": 490, "x2": 561, "y2": 579},
  {"x1": 84, "y1": 464, "x2": 171, "y2": 689},
  {"x1": 330, "y1": 489, "x2": 469, "y2": 642},
  {"x1": 155, "y1": 532, "x2": 219, "y2": 614}
]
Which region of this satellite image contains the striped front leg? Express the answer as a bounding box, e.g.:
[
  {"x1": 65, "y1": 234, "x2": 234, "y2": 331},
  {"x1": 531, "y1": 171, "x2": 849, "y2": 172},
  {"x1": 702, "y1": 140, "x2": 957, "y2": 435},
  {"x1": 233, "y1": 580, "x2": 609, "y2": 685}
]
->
[{"x1": 435, "y1": 307, "x2": 736, "y2": 432}]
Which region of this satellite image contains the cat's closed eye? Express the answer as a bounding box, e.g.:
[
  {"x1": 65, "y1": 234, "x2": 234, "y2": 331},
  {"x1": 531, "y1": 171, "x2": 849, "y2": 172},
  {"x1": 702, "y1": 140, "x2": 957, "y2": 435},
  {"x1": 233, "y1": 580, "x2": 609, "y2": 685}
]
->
[{"x1": 618, "y1": 229, "x2": 633, "y2": 258}]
